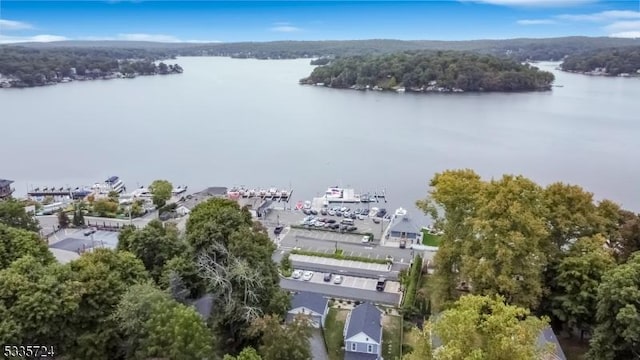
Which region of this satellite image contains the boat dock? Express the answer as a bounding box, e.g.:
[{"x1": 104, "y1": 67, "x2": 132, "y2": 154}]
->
[
  {"x1": 227, "y1": 187, "x2": 293, "y2": 202},
  {"x1": 310, "y1": 187, "x2": 388, "y2": 209}
]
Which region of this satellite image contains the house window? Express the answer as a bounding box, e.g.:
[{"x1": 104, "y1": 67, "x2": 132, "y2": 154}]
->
[
  {"x1": 351, "y1": 343, "x2": 356, "y2": 351},
  {"x1": 367, "y1": 344, "x2": 373, "y2": 353}
]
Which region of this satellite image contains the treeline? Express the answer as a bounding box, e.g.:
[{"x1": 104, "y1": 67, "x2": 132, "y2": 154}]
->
[
  {"x1": 13, "y1": 36, "x2": 640, "y2": 61},
  {"x1": 560, "y1": 46, "x2": 640, "y2": 76},
  {"x1": 416, "y1": 170, "x2": 640, "y2": 359},
  {"x1": 300, "y1": 51, "x2": 555, "y2": 92},
  {"x1": 0, "y1": 46, "x2": 183, "y2": 87},
  {"x1": 0, "y1": 198, "x2": 312, "y2": 360}
]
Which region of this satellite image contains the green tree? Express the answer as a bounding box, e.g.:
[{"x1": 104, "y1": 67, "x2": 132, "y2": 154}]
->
[
  {"x1": 72, "y1": 206, "x2": 85, "y2": 227},
  {"x1": 587, "y1": 253, "x2": 640, "y2": 360},
  {"x1": 186, "y1": 198, "x2": 289, "y2": 353},
  {"x1": 249, "y1": 314, "x2": 312, "y2": 360},
  {"x1": 149, "y1": 180, "x2": 173, "y2": 208},
  {"x1": 402, "y1": 325, "x2": 433, "y2": 360},
  {"x1": 160, "y1": 254, "x2": 207, "y2": 299},
  {"x1": 0, "y1": 199, "x2": 40, "y2": 232},
  {"x1": 552, "y1": 235, "x2": 615, "y2": 337},
  {"x1": 0, "y1": 256, "x2": 81, "y2": 347},
  {"x1": 0, "y1": 223, "x2": 54, "y2": 270},
  {"x1": 107, "y1": 190, "x2": 120, "y2": 203},
  {"x1": 223, "y1": 347, "x2": 262, "y2": 360},
  {"x1": 117, "y1": 220, "x2": 186, "y2": 282},
  {"x1": 141, "y1": 300, "x2": 214, "y2": 360},
  {"x1": 92, "y1": 198, "x2": 119, "y2": 217},
  {"x1": 432, "y1": 295, "x2": 550, "y2": 360},
  {"x1": 66, "y1": 249, "x2": 149, "y2": 360},
  {"x1": 416, "y1": 169, "x2": 485, "y2": 309},
  {"x1": 57, "y1": 211, "x2": 70, "y2": 229},
  {"x1": 615, "y1": 210, "x2": 640, "y2": 262}
]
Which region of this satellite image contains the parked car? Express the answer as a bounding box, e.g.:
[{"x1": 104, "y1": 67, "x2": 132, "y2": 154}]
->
[
  {"x1": 274, "y1": 225, "x2": 284, "y2": 235},
  {"x1": 84, "y1": 228, "x2": 96, "y2": 236},
  {"x1": 310, "y1": 209, "x2": 318, "y2": 215},
  {"x1": 330, "y1": 224, "x2": 340, "y2": 229},
  {"x1": 340, "y1": 207, "x2": 349, "y2": 212},
  {"x1": 346, "y1": 226, "x2": 358, "y2": 232},
  {"x1": 320, "y1": 208, "x2": 328, "y2": 215},
  {"x1": 292, "y1": 270, "x2": 303, "y2": 279},
  {"x1": 399, "y1": 239, "x2": 407, "y2": 249},
  {"x1": 328, "y1": 210, "x2": 336, "y2": 216},
  {"x1": 362, "y1": 235, "x2": 371, "y2": 243},
  {"x1": 333, "y1": 275, "x2": 344, "y2": 284},
  {"x1": 357, "y1": 214, "x2": 366, "y2": 220},
  {"x1": 376, "y1": 277, "x2": 387, "y2": 291},
  {"x1": 326, "y1": 219, "x2": 337, "y2": 224},
  {"x1": 303, "y1": 209, "x2": 312, "y2": 215},
  {"x1": 349, "y1": 213, "x2": 357, "y2": 219},
  {"x1": 372, "y1": 218, "x2": 381, "y2": 224},
  {"x1": 354, "y1": 208, "x2": 361, "y2": 215},
  {"x1": 335, "y1": 211, "x2": 343, "y2": 217},
  {"x1": 323, "y1": 273, "x2": 332, "y2": 282},
  {"x1": 302, "y1": 271, "x2": 314, "y2": 281}
]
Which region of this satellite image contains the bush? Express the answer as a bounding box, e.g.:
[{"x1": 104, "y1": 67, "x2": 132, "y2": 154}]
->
[
  {"x1": 402, "y1": 255, "x2": 423, "y2": 315},
  {"x1": 280, "y1": 253, "x2": 292, "y2": 271}
]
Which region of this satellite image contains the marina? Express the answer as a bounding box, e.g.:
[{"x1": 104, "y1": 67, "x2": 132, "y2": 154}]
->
[{"x1": 226, "y1": 186, "x2": 293, "y2": 202}]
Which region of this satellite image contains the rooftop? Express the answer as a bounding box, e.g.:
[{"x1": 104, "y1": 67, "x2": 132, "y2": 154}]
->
[
  {"x1": 389, "y1": 216, "x2": 421, "y2": 234},
  {"x1": 177, "y1": 186, "x2": 228, "y2": 211},
  {"x1": 290, "y1": 291, "x2": 329, "y2": 315},
  {"x1": 0, "y1": 179, "x2": 14, "y2": 187},
  {"x1": 345, "y1": 302, "x2": 382, "y2": 340}
]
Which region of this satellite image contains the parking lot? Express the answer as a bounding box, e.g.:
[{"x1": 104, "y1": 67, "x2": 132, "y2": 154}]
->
[
  {"x1": 263, "y1": 209, "x2": 387, "y2": 239},
  {"x1": 49, "y1": 229, "x2": 120, "y2": 252},
  {"x1": 288, "y1": 270, "x2": 401, "y2": 294},
  {"x1": 290, "y1": 254, "x2": 390, "y2": 272},
  {"x1": 289, "y1": 228, "x2": 374, "y2": 245}
]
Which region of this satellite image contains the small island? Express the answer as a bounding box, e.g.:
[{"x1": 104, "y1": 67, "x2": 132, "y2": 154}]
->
[
  {"x1": 300, "y1": 51, "x2": 555, "y2": 93},
  {"x1": 560, "y1": 46, "x2": 640, "y2": 77},
  {"x1": 0, "y1": 46, "x2": 183, "y2": 88}
]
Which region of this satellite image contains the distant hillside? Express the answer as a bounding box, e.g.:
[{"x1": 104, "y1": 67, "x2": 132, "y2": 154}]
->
[
  {"x1": 9, "y1": 37, "x2": 640, "y2": 61},
  {"x1": 561, "y1": 46, "x2": 640, "y2": 76}
]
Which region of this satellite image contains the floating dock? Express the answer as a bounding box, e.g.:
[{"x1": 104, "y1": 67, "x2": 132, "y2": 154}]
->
[
  {"x1": 310, "y1": 187, "x2": 387, "y2": 208},
  {"x1": 227, "y1": 187, "x2": 293, "y2": 202}
]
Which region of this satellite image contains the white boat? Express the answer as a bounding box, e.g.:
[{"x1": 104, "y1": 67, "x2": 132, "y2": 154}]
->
[
  {"x1": 369, "y1": 207, "x2": 379, "y2": 217},
  {"x1": 303, "y1": 201, "x2": 312, "y2": 210},
  {"x1": 395, "y1": 207, "x2": 407, "y2": 217},
  {"x1": 322, "y1": 186, "x2": 361, "y2": 203},
  {"x1": 93, "y1": 176, "x2": 126, "y2": 194},
  {"x1": 131, "y1": 187, "x2": 153, "y2": 198},
  {"x1": 172, "y1": 186, "x2": 188, "y2": 195}
]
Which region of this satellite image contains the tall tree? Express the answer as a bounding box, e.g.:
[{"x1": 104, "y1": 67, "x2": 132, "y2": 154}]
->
[
  {"x1": 0, "y1": 256, "x2": 81, "y2": 347},
  {"x1": 0, "y1": 199, "x2": 40, "y2": 232},
  {"x1": 432, "y1": 295, "x2": 550, "y2": 360},
  {"x1": 117, "y1": 220, "x2": 186, "y2": 282},
  {"x1": 65, "y1": 249, "x2": 149, "y2": 360},
  {"x1": 416, "y1": 169, "x2": 484, "y2": 309},
  {"x1": 149, "y1": 180, "x2": 173, "y2": 208},
  {"x1": 551, "y1": 235, "x2": 615, "y2": 337},
  {"x1": 615, "y1": 210, "x2": 640, "y2": 262},
  {"x1": 249, "y1": 315, "x2": 312, "y2": 360},
  {"x1": 0, "y1": 223, "x2": 54, "y2": 270},
  {"x1": 187, "y1": 198, "x2": 289, "y2": 353},
  {"x1": 57, "y1": 211, "x2": 70, "y2": 229},
  {"x1": 402, "y1": 325, "x2": 433, "y2": 360},
  {"x1": 463, "y1": 175, "x2": 548, "y2": 309},
  {"x1": 587, "y1": 253, "x2": 640, "y2": 360}
]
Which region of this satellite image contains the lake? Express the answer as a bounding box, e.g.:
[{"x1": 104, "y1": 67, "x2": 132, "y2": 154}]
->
[{"x1": 1, "y1": 57, "x2": 639, "y2": 221}]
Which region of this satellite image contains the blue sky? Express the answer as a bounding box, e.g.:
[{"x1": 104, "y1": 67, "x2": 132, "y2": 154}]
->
[{"x1": 1, "y1": 1, "x2": 639, "y2": 43}]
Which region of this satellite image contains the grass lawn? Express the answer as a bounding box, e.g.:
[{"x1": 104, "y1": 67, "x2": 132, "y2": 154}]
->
[
  {"x1": 558, "y1": 337, "x2": 589, "y2": 360},
  {"x1": 402, "y1": 326, "x2": 421, "y2": 356},
  {"x1": 382, "y1": 315, "x2": 403, "y2": 360},
  {"x1": 421, "y1": 230, "x2": 441, "y2": 247},
  {"x1": 324, "y1": 308, "x2": 349, "y2": 360}
]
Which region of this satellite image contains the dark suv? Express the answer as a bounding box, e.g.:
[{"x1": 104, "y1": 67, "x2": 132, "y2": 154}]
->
[
  {"x1": 274, "y1": 225, "x2": 284, "y2": 235},
  {"x1": 376, "y1": 277, "x2": 387, "y2": 291}
]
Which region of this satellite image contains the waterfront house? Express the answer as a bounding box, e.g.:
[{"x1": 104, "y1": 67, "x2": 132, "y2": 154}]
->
[
  {"x1": 0, "y1": 179, "x2": 14, "y2": 200},
  {"x1": 286, "y1": 292, "x2": 329, "y2": 329},
  {"x1": 343, "y1": 302, "x2": 383, "y2": 360},
  {"x1": 175, "y1": 186, "x2": 228, "y2": 215},
  {"x1": 387, "y1": 216, "x2": 423, "y2": 244}
]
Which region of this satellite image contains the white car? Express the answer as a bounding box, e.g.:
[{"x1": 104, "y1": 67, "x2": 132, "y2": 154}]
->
[
  {"x1": 302, "y1": 271, "x2": 314, "y2": 281},
  {"x1": 292, "y1": 270, "x2": 303, "y2": 279},
  {"x1": 361, "y1": 235, "x2": 371, "y2": 243},
  {"x1": 333, "y1": 275, "x2": 344, "y2": 284}
]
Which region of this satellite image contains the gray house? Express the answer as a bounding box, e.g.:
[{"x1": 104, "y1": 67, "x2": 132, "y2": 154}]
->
[
  {"x1": 0, "y1": 179, "x2": 14, "y2": 200},
  {"x1": 343, "y1": 302, "x2": 383, "y2": 360},
  {"x1": 287, "y1": 291, "x2": 329, "y2": 328},
  {"x1": 388, "y1": 216, "x2": 422, "y2": 243}
]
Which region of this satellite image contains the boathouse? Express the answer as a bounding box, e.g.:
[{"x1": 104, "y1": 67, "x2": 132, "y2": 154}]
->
[{"x1": 388, "y1": 216, "x2": 422, "y2": 243}]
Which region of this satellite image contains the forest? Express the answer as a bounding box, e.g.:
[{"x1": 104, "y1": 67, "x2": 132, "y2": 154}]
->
[
  {"x1": 300, "y1": 51, "x2": 556, "y2": 92},
  {"x1": 560, "y1": 46, "x2": 640, "y2": 76},
  {"x1": 0, "y1": 46, "x2": 183, "y2": 88}
]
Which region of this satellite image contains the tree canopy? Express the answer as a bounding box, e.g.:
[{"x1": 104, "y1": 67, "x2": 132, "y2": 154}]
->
[
  {"x1": 561, "y1": 46, "x2": 640, "y2": 76},
  {"x1": 300, "y1": 51, "x2": 555, "y2": 92},
  {"x1": 249, "y1": 314, "x2": 312, "y2": 360},
  {"x1": 0, "y1": 223, "x2": 53, "y2": 270},
  {"x1": 149, "y1": 179, "x2": 173, "y2": 208},
  {"x1": 0, "y1": 199, "x2": 40, "y2": 232}
]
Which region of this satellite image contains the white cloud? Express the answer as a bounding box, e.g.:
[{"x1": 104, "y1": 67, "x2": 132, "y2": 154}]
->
[
  {"x1": 605, "y1": 20, "x2": 640, "y2": 32},
  {"x1": 0, "y1": 19, "x2": 34, "y2": 31},
  {"x1": 556, "y1": 10, "x2": 640, "y2": 22},
  {"x1": 517, "y1": 19, "x2": 557, "y2": 25},
  {"x1": 609, "y1": 31, "x2": 640, "y2": 38},
  {"x1": 270, "y1": 25, "x2": 302, "y2": 33},
  {"x1": 462, "y1": 0, "x2": 594, "y2": 7},
  {"x1": 0, "y1": 34, "x2": 68, "y2": 44}
]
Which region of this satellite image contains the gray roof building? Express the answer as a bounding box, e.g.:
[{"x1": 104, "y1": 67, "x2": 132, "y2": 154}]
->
[
  {"x1": 389, "y1": 216, "x2": 421, "y2": 235},
  {"x1": 345, "y1": 302, "x2": 382, "y2": 340},
  {"x1": 291, "y1": 291, "x2": 329, "y2": 315}
]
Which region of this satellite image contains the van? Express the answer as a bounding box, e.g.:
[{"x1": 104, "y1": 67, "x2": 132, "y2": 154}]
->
[{"x1": 340, "y1": 219, "x2": 354, "y2": 226}]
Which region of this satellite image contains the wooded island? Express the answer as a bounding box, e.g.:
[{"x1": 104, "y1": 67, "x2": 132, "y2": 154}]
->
[
  {"x1": 561, "y1": 46, "x2": 640, "y2": 76},
  {"x1": 300, "y1": 51, "x2": 555, "y2": 93}
]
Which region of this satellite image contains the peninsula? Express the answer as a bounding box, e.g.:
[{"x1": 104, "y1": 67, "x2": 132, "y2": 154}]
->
[
  {"x1": 560, "y1": 46, "x2": 640, "y2": 77},
  {"x1": 299, "y1": 51, "x2": 555, "y2": 93},
  {"x1": 0, "y1": 46, "x2": 183, "y2": 88}
]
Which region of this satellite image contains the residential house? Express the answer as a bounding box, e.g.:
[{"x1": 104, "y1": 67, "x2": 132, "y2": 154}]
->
[
  {"x1": 0, "y1": 179, "x2": 14, "y2": 200},
  {"x1": 175, "y1": 186, "x2": 228, "y2": 216},
  {"x1": 343, "y1": 302, "x2": 383, "y2": 360},
  {"x1": 387, "y1": 216, "x2": 422, "y2": 244},
  {"x1": 286, "y1": 291, "x2": 329, "y2": 328}
]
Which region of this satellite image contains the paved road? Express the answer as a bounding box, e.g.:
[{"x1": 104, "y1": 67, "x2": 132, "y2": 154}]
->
[
  {"x1": 310, "y1": 329, "x2": 329, "y2": 360},
  {"x1": 280, "y1": 279, "x2": 401, "y2": 306}
]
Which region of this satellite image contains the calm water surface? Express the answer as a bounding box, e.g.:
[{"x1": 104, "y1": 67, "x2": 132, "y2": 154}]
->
[{"x1": 1, "y1": 58, "x2": 639, "y2": 218}]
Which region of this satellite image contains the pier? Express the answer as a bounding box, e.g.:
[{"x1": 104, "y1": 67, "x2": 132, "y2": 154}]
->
[{"x1": 227, "y1": 187, "x2": 293, "y2": 203}]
